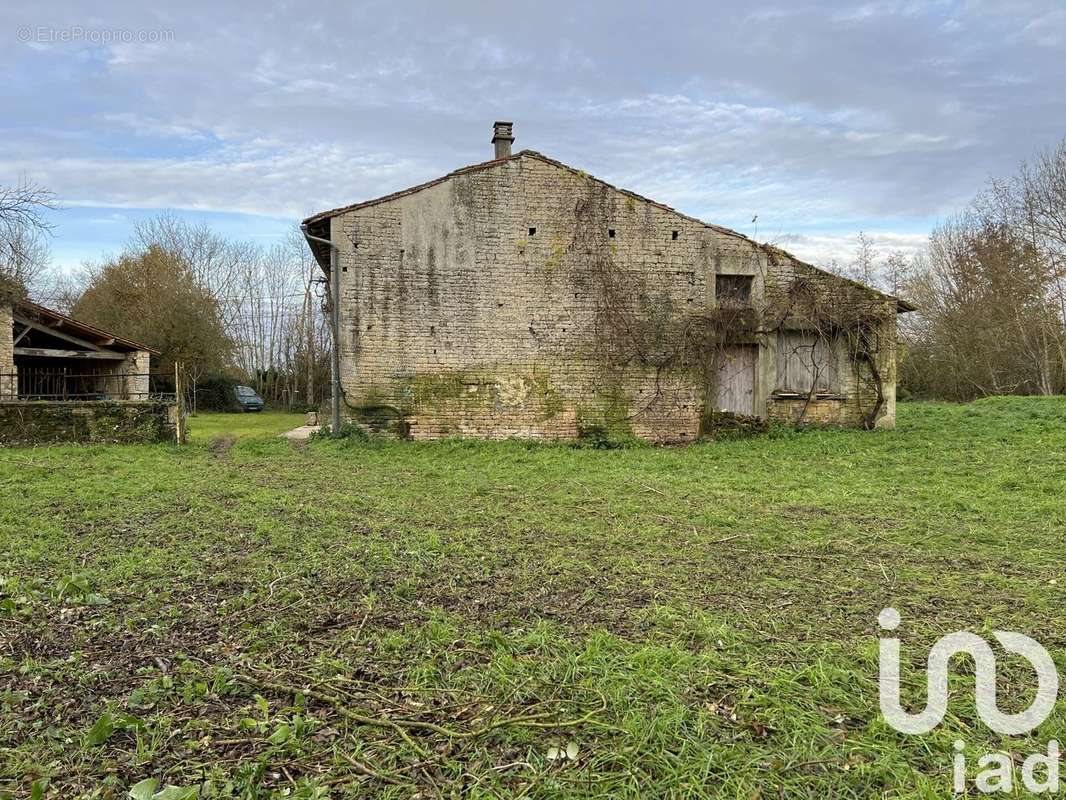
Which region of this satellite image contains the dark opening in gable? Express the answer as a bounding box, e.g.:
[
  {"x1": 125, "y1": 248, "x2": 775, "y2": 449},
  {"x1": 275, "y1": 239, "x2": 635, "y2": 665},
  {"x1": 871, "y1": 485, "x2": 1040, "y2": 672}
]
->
[{"x1": 716, "y1": 274, "x2": 753, "y2": 308}]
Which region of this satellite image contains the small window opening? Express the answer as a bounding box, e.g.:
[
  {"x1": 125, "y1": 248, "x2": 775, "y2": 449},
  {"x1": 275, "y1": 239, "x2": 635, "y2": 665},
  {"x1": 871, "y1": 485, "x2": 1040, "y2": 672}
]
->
[
  {"x1": 608, "y1": 229, "x2": 616, "y2": 238},
  {"x1": 528, "y1": 227, "x2": 537, "y2": 236},
  {"x1": 716, "y1": 274, "x2": 753, "y2": 309},
  {"x1": 672, "y1": 230, "x2": 679, "y2": 240}
]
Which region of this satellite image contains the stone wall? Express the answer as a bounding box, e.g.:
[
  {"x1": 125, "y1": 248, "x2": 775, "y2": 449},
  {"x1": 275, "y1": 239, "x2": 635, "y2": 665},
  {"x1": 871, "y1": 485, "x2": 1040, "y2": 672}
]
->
[
  {"x1": 330, "y1": 152, "x2": 900, "y2": 441},
  {"x1": 0, "y1": 305, "x2": 14, "y2": 399},
  {"x1": 0, "y1": 400, "x2": 177, "y2": 445},
  {"x1": 118, "y1": 350, "x2": 152, "y2": 398}
]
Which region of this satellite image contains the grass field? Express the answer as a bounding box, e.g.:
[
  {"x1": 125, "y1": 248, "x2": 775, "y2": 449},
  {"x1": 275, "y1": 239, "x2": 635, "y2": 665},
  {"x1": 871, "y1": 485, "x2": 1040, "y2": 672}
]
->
[
  {"x1": 2, "y1": 399, "x2": 1065, "y2": 798},
  {"x1": 186, "y1": 412, "x2": 306, "y2": 444}
]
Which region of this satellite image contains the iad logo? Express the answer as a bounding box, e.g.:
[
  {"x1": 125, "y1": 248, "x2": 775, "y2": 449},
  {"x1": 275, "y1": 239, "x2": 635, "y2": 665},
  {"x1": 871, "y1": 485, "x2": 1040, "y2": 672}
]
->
[
  {"x1": 878, "y1": 608, "x2": 1060, "y2": 794},
  {"x1": 878, "y1": 607, "x2": 1058, "y2": 735}
]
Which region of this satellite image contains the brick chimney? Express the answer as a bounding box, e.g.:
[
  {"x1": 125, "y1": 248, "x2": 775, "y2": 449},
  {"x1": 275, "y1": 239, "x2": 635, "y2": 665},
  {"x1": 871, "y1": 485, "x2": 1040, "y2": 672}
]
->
[{"x1": 492, "y1": 121, "x2": 514, "y2": 159}]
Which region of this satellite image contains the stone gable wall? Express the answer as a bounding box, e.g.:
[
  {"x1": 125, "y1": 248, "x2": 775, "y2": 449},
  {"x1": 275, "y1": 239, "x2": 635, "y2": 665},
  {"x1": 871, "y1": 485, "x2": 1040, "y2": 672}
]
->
[{"x1": 331, "y1": 154, "x2": 898, "y2": 441}]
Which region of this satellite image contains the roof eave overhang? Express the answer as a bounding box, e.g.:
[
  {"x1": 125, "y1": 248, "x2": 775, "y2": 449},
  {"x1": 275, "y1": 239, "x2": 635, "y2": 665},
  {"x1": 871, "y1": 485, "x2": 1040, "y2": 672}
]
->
[
  {"x1": 301, "y1": 217, "x2": 333, "y2": 273},
  {"x1": 14, "y1": 300, "x2": 160, "y2": 355}
]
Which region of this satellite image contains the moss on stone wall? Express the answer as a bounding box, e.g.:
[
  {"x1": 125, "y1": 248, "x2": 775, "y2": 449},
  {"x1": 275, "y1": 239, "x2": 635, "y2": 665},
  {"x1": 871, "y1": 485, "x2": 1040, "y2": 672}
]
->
[
  {"x1": 409, "y1": 372, "x2": 469, "y2": 406},
  {"x1": 528, "y1": 373, "x2": 563, "y2": 421},
  {"x1": 575, "y1": 385, "x2": 633, "y2": 438},
  {"x1": 543, "y1": 236, "x2": 567, "y2": 271},
  {"x1": 0, "y1": 401, "x2": 176, "y2": 446},
  {"x1": 350, "y1": 368, "x2": 577, "y2": 439}
]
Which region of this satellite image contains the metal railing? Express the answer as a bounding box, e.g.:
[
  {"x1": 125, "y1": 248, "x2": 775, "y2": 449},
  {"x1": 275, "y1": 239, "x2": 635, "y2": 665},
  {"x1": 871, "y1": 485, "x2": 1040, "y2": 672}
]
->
[{"x1": 0, "y1": 370, "x2": 175, "y2": 402}]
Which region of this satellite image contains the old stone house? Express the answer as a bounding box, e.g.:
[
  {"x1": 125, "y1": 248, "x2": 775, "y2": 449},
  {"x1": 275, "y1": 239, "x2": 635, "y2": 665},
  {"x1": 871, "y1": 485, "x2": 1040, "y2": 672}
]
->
[{"x1": 303, "y1": 122, "x2": 912, "y2": 443}]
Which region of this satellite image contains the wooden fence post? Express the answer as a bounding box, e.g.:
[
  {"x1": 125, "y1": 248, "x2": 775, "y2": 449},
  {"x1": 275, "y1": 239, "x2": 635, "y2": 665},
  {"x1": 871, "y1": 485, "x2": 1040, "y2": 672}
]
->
[{"x1": 174, "y1": 362, "x2": 187, "y2": 445}]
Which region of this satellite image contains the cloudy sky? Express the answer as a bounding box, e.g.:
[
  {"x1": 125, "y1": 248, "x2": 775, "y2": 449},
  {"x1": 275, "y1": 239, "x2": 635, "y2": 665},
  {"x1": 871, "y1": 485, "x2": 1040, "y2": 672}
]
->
[{"x1": 4, "y1": 0, "x2": 1065, "y2": 273}]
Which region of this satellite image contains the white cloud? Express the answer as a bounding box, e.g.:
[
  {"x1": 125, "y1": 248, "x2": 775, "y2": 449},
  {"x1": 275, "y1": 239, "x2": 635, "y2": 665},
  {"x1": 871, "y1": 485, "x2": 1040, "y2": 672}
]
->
[
  {"x1": 775, "y1": 231, "x2": 929, "y2": 267},
  {"x1": 100, "y1": 112, "x2": 208, "y2": 140},
  {"x1": 0, "y1": 142, "x2": 424, "y2": 220},
  {"x1": 2, "y1": 0, "x2": 1063, "y2": 264}
]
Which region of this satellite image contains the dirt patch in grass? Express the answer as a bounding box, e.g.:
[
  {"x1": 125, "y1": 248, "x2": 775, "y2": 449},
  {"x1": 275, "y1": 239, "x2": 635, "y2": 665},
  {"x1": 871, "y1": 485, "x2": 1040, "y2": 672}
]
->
[{"x1": 209, "y1": 435, "x2": 237, "y2": 456}]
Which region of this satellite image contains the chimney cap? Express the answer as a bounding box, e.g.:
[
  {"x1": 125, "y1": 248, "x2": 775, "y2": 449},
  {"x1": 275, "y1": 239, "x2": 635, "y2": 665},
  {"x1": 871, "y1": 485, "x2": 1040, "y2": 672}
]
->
[
  {"x1": 491, "y1": 121, "x2": 515, "y2": 159},
  {"x1": 491, "y1": 121, "x2": 514, "y2": 142}
]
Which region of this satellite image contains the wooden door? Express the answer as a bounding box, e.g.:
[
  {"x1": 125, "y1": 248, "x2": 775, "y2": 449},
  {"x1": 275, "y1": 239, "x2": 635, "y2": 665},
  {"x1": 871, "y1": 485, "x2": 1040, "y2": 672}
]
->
[{"x1": 714, "y1": 345, "x2": 756, "y2": 416}]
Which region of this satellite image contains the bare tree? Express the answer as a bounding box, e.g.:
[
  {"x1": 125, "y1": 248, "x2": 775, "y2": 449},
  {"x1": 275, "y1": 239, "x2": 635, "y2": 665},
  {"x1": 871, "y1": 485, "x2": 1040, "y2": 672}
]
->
[
  {"x1": 131, "y1": 213, "x2": 248, "y2": 324},
  {"x1": 849, "y1": 231, "x2": 877, "y2": 286},
  {"x1": 882, "y1": 250, "x2": 911, "y2": 297},
  {"x1": 65, "y1": 212, "x2": 332, "y2": 410},
  {"x1": 0, "y1": 180, "x2": 56, "y2": 300},
  {"x1": 219, "y1": 229, "x2": 329, "y2": 409},
  {"x1": 902, "y1": 154, "x2": 1066, "y2": 401}
]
